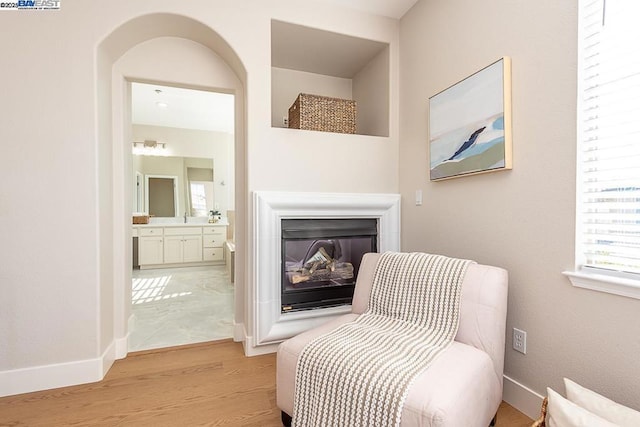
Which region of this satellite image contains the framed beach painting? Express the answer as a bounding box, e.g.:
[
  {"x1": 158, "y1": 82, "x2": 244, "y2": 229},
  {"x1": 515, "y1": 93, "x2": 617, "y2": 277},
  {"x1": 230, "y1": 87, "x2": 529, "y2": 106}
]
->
[{"x1": 428, "y1": 57, "x2": 512, "y2": 181}]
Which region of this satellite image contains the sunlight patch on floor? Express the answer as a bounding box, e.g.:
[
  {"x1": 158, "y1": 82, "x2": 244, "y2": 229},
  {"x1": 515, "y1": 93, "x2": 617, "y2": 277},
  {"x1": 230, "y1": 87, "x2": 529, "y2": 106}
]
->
[{"x1": 132, "y1": 275, "x2": 192, "y2": 304}]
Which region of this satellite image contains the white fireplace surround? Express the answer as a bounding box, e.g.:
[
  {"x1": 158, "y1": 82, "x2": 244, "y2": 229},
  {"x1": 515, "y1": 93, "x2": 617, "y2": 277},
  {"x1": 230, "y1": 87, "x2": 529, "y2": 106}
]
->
[{"x1": 251, "y1": 191, "x2": 401, "y2": 351}]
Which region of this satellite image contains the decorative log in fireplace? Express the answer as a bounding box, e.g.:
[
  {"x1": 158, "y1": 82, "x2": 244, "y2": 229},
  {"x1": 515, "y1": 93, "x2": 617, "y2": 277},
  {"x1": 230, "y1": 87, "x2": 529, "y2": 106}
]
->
[{"x1": 281, "y1": 218, "x2": 377, "y2": 312}]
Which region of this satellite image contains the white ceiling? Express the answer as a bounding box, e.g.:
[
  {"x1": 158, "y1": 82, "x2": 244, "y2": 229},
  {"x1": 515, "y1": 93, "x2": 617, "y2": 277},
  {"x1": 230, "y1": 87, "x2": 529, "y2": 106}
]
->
[
  {"x1": 131, "y1": 83, "x2": 235, "y2": 134},
  {"x1": 313, "y1": 0, "x2": 419, "y2": 19}
]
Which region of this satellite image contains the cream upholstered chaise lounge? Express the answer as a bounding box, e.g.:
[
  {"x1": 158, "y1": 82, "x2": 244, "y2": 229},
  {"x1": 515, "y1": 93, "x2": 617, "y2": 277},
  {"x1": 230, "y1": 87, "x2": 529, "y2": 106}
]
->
[{"x1": 276, "y1": 252, "x2": 508, "y2": 427}]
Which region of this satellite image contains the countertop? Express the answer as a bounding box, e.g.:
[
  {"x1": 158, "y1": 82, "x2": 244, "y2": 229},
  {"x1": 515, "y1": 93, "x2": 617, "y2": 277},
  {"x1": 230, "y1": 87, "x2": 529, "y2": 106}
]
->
[{"x1": 133, "y1": 220, "x2": 229, "y2": 228}]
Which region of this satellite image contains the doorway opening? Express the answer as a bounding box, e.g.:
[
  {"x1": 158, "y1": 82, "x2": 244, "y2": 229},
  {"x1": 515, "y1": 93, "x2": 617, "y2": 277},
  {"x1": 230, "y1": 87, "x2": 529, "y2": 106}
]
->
[
  {"x1": 99, "y1": 14, "x2": 248, "y2": 365},
  {"x1": 129, "y1": 82, "x2": 236, "y2": 352}
]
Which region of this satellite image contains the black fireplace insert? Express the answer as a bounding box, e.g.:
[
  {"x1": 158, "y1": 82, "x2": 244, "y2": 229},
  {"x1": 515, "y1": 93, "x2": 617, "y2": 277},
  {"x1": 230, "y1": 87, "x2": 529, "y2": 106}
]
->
[{"x1": 281, "y1": 218, "x2": 377, "y2": 312}]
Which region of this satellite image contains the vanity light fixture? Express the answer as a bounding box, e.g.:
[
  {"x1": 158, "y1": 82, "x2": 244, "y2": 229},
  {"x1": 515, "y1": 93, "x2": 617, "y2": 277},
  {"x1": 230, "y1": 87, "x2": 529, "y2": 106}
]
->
[{"x1": 132, "y1": 140, "x2": 168, "y2": 156}]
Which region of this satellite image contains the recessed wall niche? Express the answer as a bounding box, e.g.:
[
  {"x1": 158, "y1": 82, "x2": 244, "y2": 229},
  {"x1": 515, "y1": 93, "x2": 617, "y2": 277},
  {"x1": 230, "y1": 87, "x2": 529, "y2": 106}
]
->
[{"x1": 271, "y1": 20, "x2": 390, "y2": 137}]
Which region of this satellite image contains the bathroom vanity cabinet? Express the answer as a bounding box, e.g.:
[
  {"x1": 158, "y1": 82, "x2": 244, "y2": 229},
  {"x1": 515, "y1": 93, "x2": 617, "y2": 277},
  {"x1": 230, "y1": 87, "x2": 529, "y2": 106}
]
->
[
  {"x1": 134, "y1": 223, "x2": 228, "y2": 269},
  {"x1": 163, "y1": 227, "x2": 203, "y2": 264}
]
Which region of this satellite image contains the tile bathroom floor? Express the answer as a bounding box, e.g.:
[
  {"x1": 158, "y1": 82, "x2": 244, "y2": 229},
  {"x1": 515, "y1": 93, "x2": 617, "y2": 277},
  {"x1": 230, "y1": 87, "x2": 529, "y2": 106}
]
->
[{"x1": 129, "y1": 265, "x2": 234, "y2": 352}]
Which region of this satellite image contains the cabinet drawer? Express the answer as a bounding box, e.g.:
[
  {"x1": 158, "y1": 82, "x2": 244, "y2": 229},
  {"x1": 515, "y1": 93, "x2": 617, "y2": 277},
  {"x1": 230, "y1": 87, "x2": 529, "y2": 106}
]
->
[
  {"x1": 139, "y1": 228, "x2": 163, "y2": 237},
  {"x1": 203, "y1": 227, "x2": 226, "y2": 237},
  {"x1": 164, "y1": 227, "x2": 202, "y2": 236},
  {"x1": 203, "y1": 235, "x2": 224, "y2": 248},
  {"x1": 203, "y1": 248, "x2": 224, "y2": 261}
]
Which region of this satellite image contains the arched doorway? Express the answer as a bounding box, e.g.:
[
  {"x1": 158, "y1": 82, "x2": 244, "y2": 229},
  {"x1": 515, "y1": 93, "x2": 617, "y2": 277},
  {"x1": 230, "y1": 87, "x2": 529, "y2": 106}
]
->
[{"x1": 97, "y1": 14, "x2": 247, "y2": 360}]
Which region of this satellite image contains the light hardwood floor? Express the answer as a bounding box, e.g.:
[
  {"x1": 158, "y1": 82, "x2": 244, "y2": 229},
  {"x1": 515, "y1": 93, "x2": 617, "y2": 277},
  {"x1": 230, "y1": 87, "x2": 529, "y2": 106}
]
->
[{"x1": 0, "y1": 340, "x2": 532, "y2": 426}]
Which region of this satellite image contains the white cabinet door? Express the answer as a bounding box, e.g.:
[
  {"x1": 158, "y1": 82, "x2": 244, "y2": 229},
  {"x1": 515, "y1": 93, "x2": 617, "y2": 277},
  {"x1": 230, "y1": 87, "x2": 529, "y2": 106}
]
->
[
  {"x1": 182, "y1": 235, "x2": 203, "y2": 262},
  {"x1": 164, "y1": 235, "x2": 202, "y2": 263},
  {"x1": 163, "y1": 235, "x2": 183, "y2": 264},
  {"x1": 139, "y1": 236, "x2": 163, "y2": 265}
]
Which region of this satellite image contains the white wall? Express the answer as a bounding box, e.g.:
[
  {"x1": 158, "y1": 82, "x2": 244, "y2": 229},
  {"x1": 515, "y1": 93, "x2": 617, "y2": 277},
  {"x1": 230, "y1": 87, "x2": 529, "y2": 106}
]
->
[
  {"x1": 399, "y1": 0, "x2": 640, "y2": 414},
  {"x1": 353, "y1": 47, "x2": 390, "y2": 137},
  {"x1": 0, "y1": 0, "x2": 399, "y2": 396},
  {"x1": 0, "y1": 9, "x2": 100, "y2": 374}
]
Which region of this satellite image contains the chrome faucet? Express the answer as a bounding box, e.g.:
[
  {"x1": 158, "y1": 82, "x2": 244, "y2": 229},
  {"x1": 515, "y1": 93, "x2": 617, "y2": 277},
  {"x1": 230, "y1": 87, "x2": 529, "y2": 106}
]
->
[{"x1": 184, "y1": 212, "x2": 187, "y2": 223}]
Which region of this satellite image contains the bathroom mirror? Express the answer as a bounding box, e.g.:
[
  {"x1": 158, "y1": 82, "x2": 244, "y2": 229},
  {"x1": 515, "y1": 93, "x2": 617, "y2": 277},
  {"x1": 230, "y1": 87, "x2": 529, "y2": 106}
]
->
[
  {"x1": 133, "y1": 155, "x2": 214, "y2": 217},
  {"x1": 130, "y1": 82, "x2": 234, "y2": 220}
]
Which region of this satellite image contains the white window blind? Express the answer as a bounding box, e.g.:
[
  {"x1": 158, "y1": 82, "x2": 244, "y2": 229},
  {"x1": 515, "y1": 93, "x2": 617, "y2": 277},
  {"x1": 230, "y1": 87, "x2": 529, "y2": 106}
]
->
[{"x1": 577, "y1": 0, "x2": 640, "y2": 276}]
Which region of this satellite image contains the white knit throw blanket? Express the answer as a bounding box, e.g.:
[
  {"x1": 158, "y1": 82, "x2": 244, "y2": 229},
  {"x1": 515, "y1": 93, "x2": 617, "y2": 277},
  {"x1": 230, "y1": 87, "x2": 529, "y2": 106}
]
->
[{"x1": 293, "y1": 252, "x2": 473, "y2": 427}]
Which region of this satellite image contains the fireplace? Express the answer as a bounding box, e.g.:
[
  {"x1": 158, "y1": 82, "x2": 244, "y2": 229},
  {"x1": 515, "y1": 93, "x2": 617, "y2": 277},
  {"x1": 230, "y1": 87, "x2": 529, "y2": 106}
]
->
[
  {"x1": 281, "y1": 219, "x2": 377, "y2": 312},
  {"x1": 251, "y1": 191, "x2": 400, "y2": 352}
]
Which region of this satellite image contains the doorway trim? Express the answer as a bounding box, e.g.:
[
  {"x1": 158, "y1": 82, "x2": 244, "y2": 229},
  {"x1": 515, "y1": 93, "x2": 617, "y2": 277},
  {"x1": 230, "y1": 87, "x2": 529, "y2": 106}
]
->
[{"x1": 97, "y1": 13, "x2": 248, "y2": 368}]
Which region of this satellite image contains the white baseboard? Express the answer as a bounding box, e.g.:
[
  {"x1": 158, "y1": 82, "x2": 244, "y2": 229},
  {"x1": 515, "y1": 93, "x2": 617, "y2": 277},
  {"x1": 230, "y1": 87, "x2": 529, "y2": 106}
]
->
[
  {"x1": 244, "y1": 340, "x2": 280, "y2": 356},
  {"x1": 0, "y1": 353, "x2": 104, "y2": 398},
  {"x1": 114, "y1": 334, "x2": 129, "y2": 360},
  {"x1": 242, "y1": 331, "x2": 280, "y2": 357},
  {"x1": 233, "y1": 321, "x2": 244, "y2": 342},
  {"x1": 0, "y1": 336, "x2": 127, "y2": 398},
  {"x1": 503, "y1": 374, "x2": 545, "y2": 420},
  {"x1": 114, "y1": 314, "x2": 135, "y2": 359},
  {"x1": 0, "y1": 359, "x2": 102, "y2": 398},
  {"x1": 101, "y1": 340, "x2": 116, "y2": 377}
]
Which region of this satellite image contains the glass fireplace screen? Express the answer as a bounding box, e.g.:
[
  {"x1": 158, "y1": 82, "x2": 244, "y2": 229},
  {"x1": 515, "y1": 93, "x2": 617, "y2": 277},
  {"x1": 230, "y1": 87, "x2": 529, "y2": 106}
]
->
[{"x1": 281, "y1": 218, "x2": 377, "y2": 311}]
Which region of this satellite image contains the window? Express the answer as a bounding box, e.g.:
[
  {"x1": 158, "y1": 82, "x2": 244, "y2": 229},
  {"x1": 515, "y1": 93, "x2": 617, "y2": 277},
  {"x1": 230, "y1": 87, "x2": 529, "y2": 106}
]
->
[
  {"x1": 190, "y1": 182, "x2": 208, "y2": 213},
  {"x1": 566, "y1": 0, "x2": 640, "y2": 298},
  {"x1": 189, "y1": 181, "x2": 213, "y2": 217}
]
